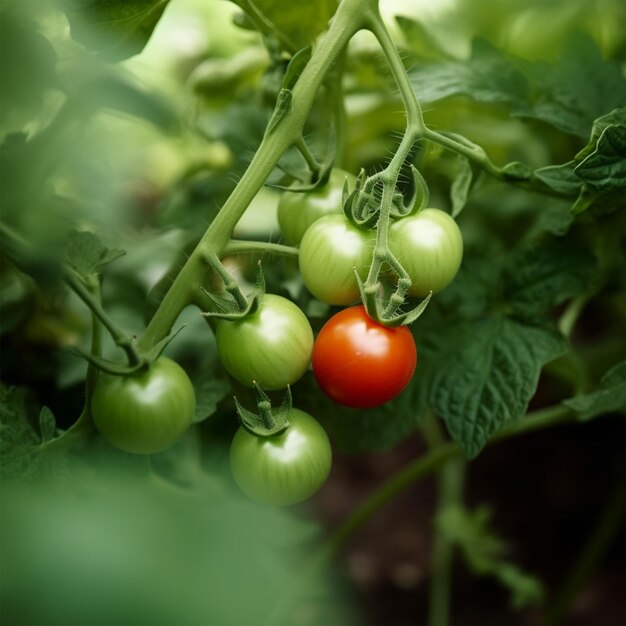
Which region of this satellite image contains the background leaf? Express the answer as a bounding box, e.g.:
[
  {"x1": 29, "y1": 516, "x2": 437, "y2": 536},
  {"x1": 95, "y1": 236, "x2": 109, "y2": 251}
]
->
[
  {"x1": 62, "y1": 0, "x2": 170, "y2": 62},
  {"x1": 564, "y1": 361, "x2": 626, "y2": 421}
]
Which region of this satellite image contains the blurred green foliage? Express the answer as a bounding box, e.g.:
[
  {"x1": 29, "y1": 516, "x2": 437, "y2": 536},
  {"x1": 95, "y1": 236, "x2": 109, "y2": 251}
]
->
[{"x1": 0, "y1": 0, "x2": 624, "y2": 623}]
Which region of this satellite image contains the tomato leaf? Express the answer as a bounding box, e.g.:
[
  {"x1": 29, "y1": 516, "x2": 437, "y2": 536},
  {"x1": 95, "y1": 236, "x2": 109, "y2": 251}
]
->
[
  {"x1": 564, "y1": 361, "x2": 626, "y2": 422},
  {"x1": 503, "y1": 238, "x2": 597, "y2": 314},
  {"x1": 574, "y1": 125, "x2": 626, "y2": 195},
  {"x1": 534, "y1": 111, "x2": 626, "y2": 215},
  {"x1": 62, "y1": 0, "x2": 170, "y2": 62},
  {"x1": 515, "y1": 34, "x2": 626, "y2": 138},
  {"x1": 533, "y1": 161, "x2": 581, "y2": 195},
  {"x1": 64, "y1": 230, "x2": 125, "y2": 281},
  {"x1": 0, "y1": 384, "x2": 67, "y2": 482},
  {"x1": 436, "y1": 505, "x2": 544, "y2": 608},
  {"x1": 409, "y1": 38, "x2": 529, "y2": 107},
  {"x1": 430, "y1": 316, "x2": 568, "y2": 459},
  {"x1": 409, "y1": 34, "x2": 625, "y2": 139}
]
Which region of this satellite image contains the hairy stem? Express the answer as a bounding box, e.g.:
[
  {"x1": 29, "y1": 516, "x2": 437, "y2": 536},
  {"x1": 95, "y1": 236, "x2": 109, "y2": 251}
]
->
[
  {"x1": 223, "y1": 240, "x2": 299, "y2": 258},
  {"x1": 139, "y1": 0, "x2": 372, "y2": 351}
]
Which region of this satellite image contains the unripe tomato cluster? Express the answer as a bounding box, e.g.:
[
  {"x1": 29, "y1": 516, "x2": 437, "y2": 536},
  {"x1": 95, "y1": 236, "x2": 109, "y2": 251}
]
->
[{"x1": 91, "y1": 169, "x2": 463, "y2": 507}]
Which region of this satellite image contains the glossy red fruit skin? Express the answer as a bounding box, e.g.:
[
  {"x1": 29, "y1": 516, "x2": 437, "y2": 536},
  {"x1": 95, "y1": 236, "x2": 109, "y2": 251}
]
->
[{"x1": 312, "y1": 305, "x2": 417, "y2": 409}]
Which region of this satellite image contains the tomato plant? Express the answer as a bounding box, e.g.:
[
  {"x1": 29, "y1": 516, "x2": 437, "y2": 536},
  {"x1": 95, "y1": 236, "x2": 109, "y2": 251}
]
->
[
  {"x1": 312, "y1": 305, "x2": 417, "y2": 408},
  {"x1": 277, "y1": 168, "x2": 356, "y2": 244},
  {"x1": 229, "y1": 408, "x2": 332, "y2": 506},
  {"x1": 91, "y1": 357, "x2": 195, "y2": 454},
  {"x1": 2, "y1": 1, "x2": 624, "y2": 625},
  {"x1": 215, "y1": 294, "x2": 314, "y2": 390},
  {"x1": 298, "y1": 214, "x2": 375, "y2": 305},
  {"x1": 389, "y1": 208, "x2": 463, "y2": 297}
]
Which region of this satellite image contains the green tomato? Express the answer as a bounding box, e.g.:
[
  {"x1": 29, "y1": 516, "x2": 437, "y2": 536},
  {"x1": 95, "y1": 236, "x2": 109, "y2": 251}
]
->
[
  {"x1": 230, "y1": 408, "x2": 332, "y2": 506},
  {"x1": 298, "y1": 214, "x2": 375, "y2": 305},
  {"x1": 91, "y1": 357, "x2": 195, "y2": 455},
  {"x1": 389, "y1": 208, "x2": 463, "y2": 297},
  {"x1": 277, "y1": 168, "x2": 356, "y2": 245},
  {"x1": 215, "y1": 294, "x2": 314, "y2": 390}
]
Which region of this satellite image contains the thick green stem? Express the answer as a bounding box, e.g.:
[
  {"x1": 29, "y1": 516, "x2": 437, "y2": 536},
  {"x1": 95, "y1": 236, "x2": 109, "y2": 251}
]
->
[
  {"x1": 331, "y1": 50, "x2": 349, "y2": 169},
  {"x1": 139, "y1": 0, "x2": 372, "y2": 351}
]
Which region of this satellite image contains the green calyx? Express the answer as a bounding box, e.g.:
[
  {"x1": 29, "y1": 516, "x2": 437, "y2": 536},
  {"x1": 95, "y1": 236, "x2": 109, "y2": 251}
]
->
[
  {"x1": 234, "y1": 384, "x2": 292, "y2": 437},
  {"x1": 202, "y1": 258, "x2": 265, "y2": 321}
]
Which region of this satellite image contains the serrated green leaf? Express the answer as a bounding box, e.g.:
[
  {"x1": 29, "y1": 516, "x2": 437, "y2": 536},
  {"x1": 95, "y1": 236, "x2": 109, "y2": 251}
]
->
[
  {"x1": 576, "y1": 109, "x2": 626, "y2": 161},
  {"x1": 62, "y1": 0, "x2": 170, "y2": 62},
  {"x1": 409, "y1": 38, "x2": 529, "y2": 106},
  {"x1": 64, "y1": 230, "x2": 125, "y2": 280},
  {"x1": 431, "y1": 316, "x2": 568, "y2": 458},
  {"x1": 409, "y1": 33, "x2": 624, "y2": 139},
  {"x1": 504, "y1": 238, "x2": 596, "y2": 314},
  {"x1": 0, "y1": 384, "x2": 66, "y2": 481},
  {"x1": 564, "y1": 361, "x2": 626, "y2": 421},
  {"x1": 514, "y1": 34, "x2": 626, "y2": 138},
  {"x1": 574, "y1": 125, "x2": 626, "y2": 193}
]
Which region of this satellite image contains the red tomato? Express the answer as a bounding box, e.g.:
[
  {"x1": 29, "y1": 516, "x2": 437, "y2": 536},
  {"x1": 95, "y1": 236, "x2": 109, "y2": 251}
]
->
[{"x1": 312, "y1": 306, "x2": 417, "y2": 408}]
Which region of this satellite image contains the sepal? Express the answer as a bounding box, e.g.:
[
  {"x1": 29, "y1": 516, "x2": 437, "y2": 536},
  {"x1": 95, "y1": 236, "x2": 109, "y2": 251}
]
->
[{"x1": 234, "y1": 384, "x2": 292, "y2": 438}]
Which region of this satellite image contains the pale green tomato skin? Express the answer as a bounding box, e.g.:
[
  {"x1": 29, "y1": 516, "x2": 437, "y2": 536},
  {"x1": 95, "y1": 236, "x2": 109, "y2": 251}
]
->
[
  {"x1": 91, "y1": 357, "x2": 195, "y2": 455},
  {"x1": 230, "y1": 409, "x2": 332, "y2": 506},
  {"x1": 215, "y1": 294, "x2": 314, "y2": 390},
  {"x1": 298, "y1": 214, "x2": 375, "y2": 305},
  {"x1": 277, "y1": 169, "x2": 356, "y2": 245},
  {"x1": 389, "y1": 208, "x2": 463, "y2": 297}
]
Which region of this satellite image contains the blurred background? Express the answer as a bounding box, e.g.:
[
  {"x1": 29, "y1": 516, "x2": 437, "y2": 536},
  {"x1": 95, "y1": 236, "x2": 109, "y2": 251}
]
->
[{"x1": 1, "y1": 0, "x2": 624, "y2": 624}]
